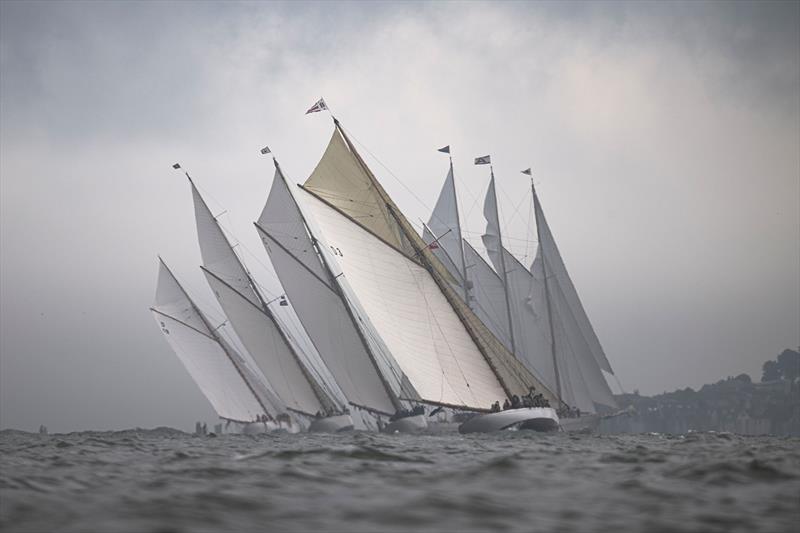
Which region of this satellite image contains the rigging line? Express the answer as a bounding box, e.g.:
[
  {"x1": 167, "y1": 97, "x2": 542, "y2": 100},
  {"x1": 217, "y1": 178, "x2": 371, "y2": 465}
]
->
[
  {"x1": 338, "y1": 124, "x2": 436, "y2": 220},
  {"x1": 523, "y1": 192, "x2": 534, "y2": 263}
]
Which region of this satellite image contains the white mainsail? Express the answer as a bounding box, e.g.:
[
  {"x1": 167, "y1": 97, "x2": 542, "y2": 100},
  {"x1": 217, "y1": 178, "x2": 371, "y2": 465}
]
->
[
  {"x1": 298, "y1": 122, "x2": 557, "y2": 410},
  {"x1": 255, "y1": 162, "x2": 400, "y2": 415},
  {"x1": 301, "y1": 189, "x2": 508, "y2": 409},
  {"x1": 189, "y1": 178, "x2": 339, "y2": 416},
  {"x1": 150, "y1": 258, "x2": 271, "y2": 422}
]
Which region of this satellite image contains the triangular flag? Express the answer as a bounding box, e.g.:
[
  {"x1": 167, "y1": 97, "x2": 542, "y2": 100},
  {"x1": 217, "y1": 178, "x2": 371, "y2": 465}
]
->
[
  {"x1": 438, "y1": 145, "x2": 450, "y2": 154},
  {"x1": 521, "y1": 168, "x2": 532, "y2": 176},
  {"x1": 474, "y1": 155, "x2": 491, "y2": 165},
  {"x1": 305, "y1": 98, "x2": 328, "y2": 114},
  {"x1": 260, "y1": 146, "x2": 271, "y2": 155}
]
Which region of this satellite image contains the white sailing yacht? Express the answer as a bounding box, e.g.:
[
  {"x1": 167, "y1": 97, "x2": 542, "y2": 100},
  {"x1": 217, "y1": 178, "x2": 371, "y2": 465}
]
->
[
  {"x1": 256, "y1": 118, "x2": 559, "y2": 433},
  {"x1": 187, "y1": 173, "x2": 355, "y2": 432},
  {"x1": 425, "y1": 157, "x2": 619, "y2": 431},
  {"x1": 150, "y1": 257, "x2": 293, "y2": 433}
]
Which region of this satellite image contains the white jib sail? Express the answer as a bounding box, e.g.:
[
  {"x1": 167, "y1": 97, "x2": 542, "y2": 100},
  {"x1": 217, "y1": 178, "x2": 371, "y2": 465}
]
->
[
  {"x1": 151, "y1": 260, "x2": 266, "y2": 422},
  {"x1": 538, "y1": 248, "x2": 613, "y2": 412},
  {"x1": 256, "y1": 166, "x2": 398, "y2": 414},
  {"x1": 533, "y1": 187, "x2": 614, "y2": 374},
  {"x1": 190, "y1": 179, "x2": 331, "y2": 416},
  {"x1": 301, "y1": 189, "x2": 509, "y2": 410}
]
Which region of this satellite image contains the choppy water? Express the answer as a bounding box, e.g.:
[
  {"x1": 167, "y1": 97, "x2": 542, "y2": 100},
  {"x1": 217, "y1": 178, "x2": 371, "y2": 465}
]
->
[{"x1": 1, "y1": 428, "x2": 798, "y2": 532}]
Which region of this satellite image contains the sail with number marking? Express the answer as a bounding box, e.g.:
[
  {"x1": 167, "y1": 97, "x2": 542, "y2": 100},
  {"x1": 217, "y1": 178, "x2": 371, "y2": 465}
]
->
[
  {"x1": 189, "y1": 178, "x2": 340, "y2": 416},
  {"x1": 150, "y1": 258, "x2": 275, "y2": 422},
  {"x1": 255, "y1": 163, "x2": 400, "y2": 415}
]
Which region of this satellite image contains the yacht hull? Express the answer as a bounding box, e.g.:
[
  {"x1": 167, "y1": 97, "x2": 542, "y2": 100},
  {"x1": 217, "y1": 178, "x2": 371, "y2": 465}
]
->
[
  {"x1": 459, "y1": 407, "x2": 559, "y2": 434},
  {"x1": 382, "y1": 414, "x2": 428, "y2": 433},
  {"x1": 308, "y1": 414, "x2": 355, "y2": 433}
]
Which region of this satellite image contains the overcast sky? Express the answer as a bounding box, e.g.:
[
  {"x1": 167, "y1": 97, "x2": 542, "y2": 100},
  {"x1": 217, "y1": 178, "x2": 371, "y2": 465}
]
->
[{"x1": 1, "y1": 1, "x2": 798, "y2": 433}]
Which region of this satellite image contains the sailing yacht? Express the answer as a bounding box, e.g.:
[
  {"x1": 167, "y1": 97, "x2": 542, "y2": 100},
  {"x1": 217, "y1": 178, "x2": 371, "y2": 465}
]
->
[
  {"x1": 152, "y1": 107, "x2": 616, "y2": 434},
  {"x1": 425, "y1": 156, "x2": 619, "y2": 431},
  {"x1": 187, "y1": 173, "x2": 355, "y2": 432},
  {"x1": 256, "y1": 118, "x2": 560, "y2": 433},
  {"x1": 150, "y1": 257, "x2": 293, "y2": 434}
]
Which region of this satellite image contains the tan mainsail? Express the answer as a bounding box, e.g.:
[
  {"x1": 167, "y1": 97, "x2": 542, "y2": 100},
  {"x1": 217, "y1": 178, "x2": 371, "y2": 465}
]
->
[{"x1": 302, "y1": 121, "x2": 558, "y2": 407}]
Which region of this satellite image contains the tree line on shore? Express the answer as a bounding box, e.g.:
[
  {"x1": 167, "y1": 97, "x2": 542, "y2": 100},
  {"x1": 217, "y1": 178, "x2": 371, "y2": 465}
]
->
[{"x1": 604, "y1": 348, "x2": 800, "y2": 436}]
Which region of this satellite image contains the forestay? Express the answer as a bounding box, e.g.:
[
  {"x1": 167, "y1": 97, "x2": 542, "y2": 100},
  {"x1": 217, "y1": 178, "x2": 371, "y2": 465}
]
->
[{"x1": 255, "y1": 167, "x2": 399, "y2": 415}]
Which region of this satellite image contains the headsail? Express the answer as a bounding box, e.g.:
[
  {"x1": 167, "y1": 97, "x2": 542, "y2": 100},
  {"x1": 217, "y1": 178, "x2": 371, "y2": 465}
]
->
[
  {"x1": 189, "y1": 178, "x2": 340, "y2": 416},
  {"x1": 150, "y1": 259, "x2": 272, "y2": 422},
  {"x1": 255, "y1": 161, "x2": 400, "y2": 415}
]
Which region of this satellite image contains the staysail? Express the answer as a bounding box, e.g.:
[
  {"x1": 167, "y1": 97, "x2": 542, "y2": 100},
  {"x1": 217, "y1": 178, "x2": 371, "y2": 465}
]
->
[
  {"x1": 189, "y1": 177, "x2": 340, "y2": 416},
  {"x1": 299, "y1": 121, "x2": 558, "y2": 410},
  {"x1": 255, "y1": 160, "x2": 400, "y2": 415},
  {"x1": 150, "y1": 258, "x2": 274, "y2": 422}
]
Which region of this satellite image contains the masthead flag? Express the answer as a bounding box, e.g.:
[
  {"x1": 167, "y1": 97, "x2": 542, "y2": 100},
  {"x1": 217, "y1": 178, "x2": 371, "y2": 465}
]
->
[
  {"x1": 172, "y1": 163, "x2": 181, "y2": 169},
  {"x1": 437, "y1": 145, "x2": 450, "y2": 154},
  {"x1": 474, "y1": 155, "x2": 491, "y2": 165},
  {"x1": 260, "y1": 146, "x2": 271, "y2": 155},
  {"x1": 305, "y1": 98, "x2": 328, "y2": 114},
  {"x1": 521, "y1": 168, "x2": 532, "y2": 176}
]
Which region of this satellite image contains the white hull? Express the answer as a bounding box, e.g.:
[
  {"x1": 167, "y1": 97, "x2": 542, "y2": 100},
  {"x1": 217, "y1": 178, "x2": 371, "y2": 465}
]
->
[
  {"x1": 308, "y1": 414, "x2": 355, "y2": 433},
  {"x1": 459, "y1": 407, "x2": 559, "y2": 434},
  {"x1": 382, "y1": 414, "x2": 428, "y2": 433}
]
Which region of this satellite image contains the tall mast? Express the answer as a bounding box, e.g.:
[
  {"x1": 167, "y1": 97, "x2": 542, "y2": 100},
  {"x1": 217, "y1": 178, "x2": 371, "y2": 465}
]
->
[
  {"x1": 532, "y1": 181, "x2": 562, "y2": 400},
  {"x1": 448, "y1": 155, "x2": 470, "y2": 304},
  {"x1": 186, "y1": 171, "x2": 336, "y2": 413},
  {"x1": 489, "y1": 168, "x2": 517, "y2": 355},
  {"x1": 269, "y1": 156, "x2": 404, "y2": 413},
  {"x1": 157, "y1": 257, "x2": 274, "y2": 420}
]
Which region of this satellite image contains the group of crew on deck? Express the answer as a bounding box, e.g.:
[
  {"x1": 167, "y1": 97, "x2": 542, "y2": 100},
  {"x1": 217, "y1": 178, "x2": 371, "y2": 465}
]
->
[
  {"x1": 313, "y1": 407, "x2": 351, "y2": 420},
  {"x1": 389, "y1": 404, "x2": 425, "y2": 422},
  {"x1": 489, "y1": 388, "x2": 551, "y2": 413}
]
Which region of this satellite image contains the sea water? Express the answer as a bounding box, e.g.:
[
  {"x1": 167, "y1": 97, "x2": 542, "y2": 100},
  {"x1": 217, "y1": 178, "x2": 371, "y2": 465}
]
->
[{"x1": 1, "y1": 428, "x2": 798, "y2": 532}]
